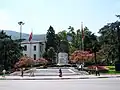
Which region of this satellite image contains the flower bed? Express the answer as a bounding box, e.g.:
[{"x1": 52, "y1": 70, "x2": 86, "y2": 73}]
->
[{"x1": 87, "y1": 65, "x2": 109, "y2": 73}]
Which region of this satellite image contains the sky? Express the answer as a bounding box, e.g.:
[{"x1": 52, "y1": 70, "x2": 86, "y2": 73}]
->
[{"x1": 0, "y1": 0, "x2": 120, "y2": 34}]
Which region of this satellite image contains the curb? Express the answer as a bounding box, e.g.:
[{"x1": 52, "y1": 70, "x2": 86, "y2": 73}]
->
[{"x1": 0, "y1": 75, "x2": 120, "y2": 80}]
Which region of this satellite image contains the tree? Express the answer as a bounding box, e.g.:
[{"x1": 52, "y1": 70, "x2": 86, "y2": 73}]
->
[
  {"x1": 55, "y1": 26, "x2": 102, "y2": 65},
  {"x1": 55, "y1": 34, "x2": 61, "y2": 53},
  {"x1": 83, "y1": 27, "x2": 94, "y2": 51},
  {"x1": 47, "y1": 47, "x2": 56, "y2": 64},
  {"x1": 57, "y1": 26, "x2": 77, "y2": 54},
  {"x1": 68, "y1": 26, "x2": 77, "y2": 48},
  {"x1": 57, "y1": 30, "x2": 68, "y2": 41},
  {"x1": 57, "y1": 30, "x2": 69, "y2": 53},
  {"x1": 0, "y1": 30, "x2": 23, "y2": 71},
  {"x1": 67, "y1": 26, "x2": 101, "y2": 64},
  {"x1": 70, "y1": 50, "x2": 94, "y2": 63},
  {"x1": 14, "y1": 56, "x2": 34, "y2": 69},
  {"x1": 59, "y1": 40, "x2": 69, "y2": 53},
  {"x1": 92, "y1": 39, "x2": 101, "y2": 65},
  {"x1": 56, "y1": 26, "x2": 98, "y2": 54},
  {"x1": 98, "y1": 21, "x2": 120, "y2": 65},
  {"x1": 46, "y1": 26, "x2": 56, "y2": 51},
  {"x1": 35, "y1": 58, "x2": 48, "y2": 66},
  {"x1": 42, "y1": 51, "x2": 48, "y2": 60},
  {"x1": 75, "y1": 29, "x2": 81, "y2": 49}
]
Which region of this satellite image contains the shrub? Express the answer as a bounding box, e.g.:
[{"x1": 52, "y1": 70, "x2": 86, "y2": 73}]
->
[
  {"x1": 35, "y1": 58, "x2": 48, "y2": 66},
  {"x1": 14, "y1": 56, "x2": 34, "y2": 69},
  {"x1": 87, "y1": 65, "x2": 109, "y2": 73},
  {"x1": 106, "y1": 66, "x2": 115, "y2": 70},
  {"x1": 70, "y1": 50, "x2": 94, "y2": 63}
]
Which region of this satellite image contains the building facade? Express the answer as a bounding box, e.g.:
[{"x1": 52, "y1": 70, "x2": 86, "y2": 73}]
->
[{"x1": 21, "y1": 40, "x2": 45, "y2": 60}]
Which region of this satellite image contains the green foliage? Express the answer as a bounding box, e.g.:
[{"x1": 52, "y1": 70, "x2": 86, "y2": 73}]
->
[
  {"x1": 45, "y1": 21, "x2": 120, "y2": 65},
  {"x1": 42, "y1": 51, "x2": 48, "y2": 59},
  {"x1": 59, "y1": 40, "x2": 69, "y2": 53},
  {"x1": 42, "y1": 47, "x2": 56, "y2": 64},
  {"x1": 106, "y1": 66, "x2": 115, "y2": 70},
  {"x1": 57, "y1": 30, "x2": 68, "y2": 41},
  {"x1": 56, "y1": 30, "x2": 69, "y2": 53},
  {"x1": 46, "y1": 26, "x2": 56, "y2": 51},
  {"x1": 69, "y1": 43, "x2": 76, "y2": 54},
  {"x1": 0, "y1": 30, "x2": 23, "y2": 70},
  {"x1": 57, "y1": 26, "x2": 100, "y2": 54},
  {"x1": 98, "y1": 21, "x2": 120, "y2": 65},
  {"x1": 102, "y1": 66, "x2": 120, "y2": 74},
  {"x1": 47, "y1": 47, "x2": 56, "y2": 64}
]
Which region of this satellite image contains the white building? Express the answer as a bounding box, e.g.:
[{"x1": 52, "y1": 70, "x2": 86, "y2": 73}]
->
[{"x1": 21, "y1": 40, "x2": 46, "y2": 60}]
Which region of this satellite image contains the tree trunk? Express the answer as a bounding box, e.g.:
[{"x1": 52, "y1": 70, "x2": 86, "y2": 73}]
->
[{"x1": 94, "y1": 51, "x2": 97, "y2": 65}]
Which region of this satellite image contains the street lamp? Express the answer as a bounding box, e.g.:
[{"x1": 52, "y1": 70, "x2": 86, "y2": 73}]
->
[{"x1": 18, "y1": 21, "x2": 25, "y2": 45}]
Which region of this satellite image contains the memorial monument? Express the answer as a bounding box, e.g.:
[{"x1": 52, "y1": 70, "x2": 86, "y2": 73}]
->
[{"x1": 57, "y1": 40, "x2": 69, "y2": 65}]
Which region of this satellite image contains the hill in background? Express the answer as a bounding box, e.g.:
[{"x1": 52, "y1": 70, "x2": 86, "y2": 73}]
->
[{"x1": 0, "y1": 30, "x2": 46, "y2": 41}]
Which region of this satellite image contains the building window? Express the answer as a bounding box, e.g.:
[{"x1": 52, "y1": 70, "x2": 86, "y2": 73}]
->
[
  {"x1": 34, "y1": 54, "x2": 36, "y2": 60},
  {"x1": 24, "y1": 45, "x2": 27, "y2": 51},
  {"x1": 34, "y1": 45, "x2": 36, "y2": 51}
]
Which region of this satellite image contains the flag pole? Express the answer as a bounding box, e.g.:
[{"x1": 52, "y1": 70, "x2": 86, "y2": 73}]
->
[
  {"x1": 81, "y1": 22, "x2": 84, "y2": 66},
  {"x1": 29, "y1": 36, "x2": 31, "y2": 59},
  {"x1": 81, "y1": 22, "x2": 84, "y2": 51},
  {"x1": 29, "y1": 30, "x2": 33, "y2": 59}
]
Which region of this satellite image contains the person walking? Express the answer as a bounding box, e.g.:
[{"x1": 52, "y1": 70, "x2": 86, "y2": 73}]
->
[
  {"x1": 95, "y1": 66, "x2": 100, "y2": 76},
  {"x1": 59, "y1": 68, "x2": 62, "y2": 77},
  {"x1": 2, "y1": 69, "x2": 6, "y2": 77},
  {"x1": 32, "y1": 68, "x2": 35, "y2": 77},
  {"x1": 29, "y1": 68, "x2": 33, "y2": 77},
  {"x1": 78, "y1": 65, "x2": 82, "y2": 71},
  {"x1": 21, "y1": 68, "x2": 24, "y2": 77}
]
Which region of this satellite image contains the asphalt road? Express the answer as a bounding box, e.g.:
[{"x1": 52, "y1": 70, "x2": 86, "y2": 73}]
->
[{"x1": 0, "y1": 78, "x2": 120, "y2": 90}]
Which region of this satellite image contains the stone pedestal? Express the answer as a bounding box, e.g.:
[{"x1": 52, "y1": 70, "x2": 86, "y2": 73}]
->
[{"x1": 57, "y1": 52, "x2": 68, "y2": 65}]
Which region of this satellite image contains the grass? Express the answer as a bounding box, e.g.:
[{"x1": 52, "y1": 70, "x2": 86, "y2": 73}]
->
[
  {"x1": 106, "y1": 66, "x2": 115, "y2": 70},
  {"x1": 107, "y1": 70, "x2": 120, "y2": 74},
  {"x1": 102, "y1": 66, "x2": 120, "y2": 74}
]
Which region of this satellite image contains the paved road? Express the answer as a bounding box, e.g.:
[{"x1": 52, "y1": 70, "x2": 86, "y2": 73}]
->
[{"x1": 0, "y1": 78, "x2": 120, "y2": 90}]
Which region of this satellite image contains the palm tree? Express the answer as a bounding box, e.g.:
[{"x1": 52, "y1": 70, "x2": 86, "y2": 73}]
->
[{"x1": 57, "y1": 30, "x2": 68, "y2": 41}]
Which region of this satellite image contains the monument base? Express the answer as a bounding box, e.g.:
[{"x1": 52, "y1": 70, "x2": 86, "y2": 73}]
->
[
  {"x1": 57, "y1": 64, "x2": 71, "y2": 67},
  {"x1": 57, "y1": 52, "x2": 68, "y2": 65}
]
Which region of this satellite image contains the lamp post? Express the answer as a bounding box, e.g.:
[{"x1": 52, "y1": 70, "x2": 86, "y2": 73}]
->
[{"x1": 18, "y1": 21, "x2": 25, "y2": 45}]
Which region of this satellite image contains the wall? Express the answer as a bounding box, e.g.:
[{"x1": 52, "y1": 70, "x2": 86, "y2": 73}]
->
[{"x1": 21, "y1": 41, "x2": 45, "y2": 60}]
